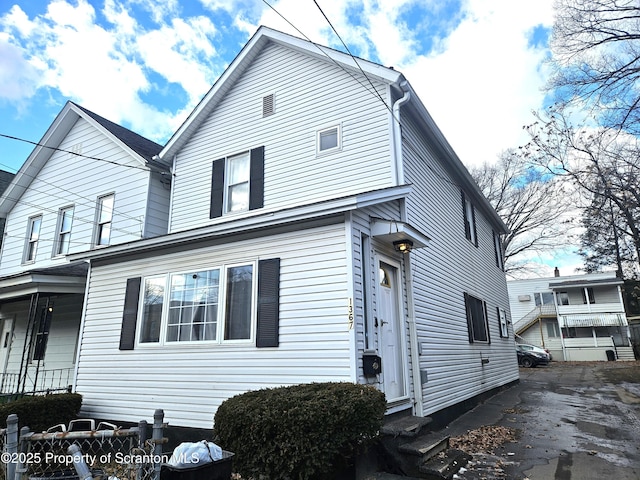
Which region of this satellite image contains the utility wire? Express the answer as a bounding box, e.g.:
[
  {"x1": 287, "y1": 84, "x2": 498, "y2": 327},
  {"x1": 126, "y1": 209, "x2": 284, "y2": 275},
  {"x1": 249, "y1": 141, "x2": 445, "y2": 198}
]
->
[
  {"x1": 0, "y1": 133, "x2": 170, "y2": 174},
  {"x1": 311, "y1": 0, "x2": 395, "y2": 119},
  {"x1": 260, "y1": 0, "x2": 393, "y2": 114}
]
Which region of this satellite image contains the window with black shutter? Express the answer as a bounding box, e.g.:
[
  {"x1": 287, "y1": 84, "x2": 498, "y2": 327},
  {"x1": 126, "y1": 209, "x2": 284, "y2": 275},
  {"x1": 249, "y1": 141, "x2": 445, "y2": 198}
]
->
[{"x1": 210, "y1": 146, "x2": 265, "y2": 218}]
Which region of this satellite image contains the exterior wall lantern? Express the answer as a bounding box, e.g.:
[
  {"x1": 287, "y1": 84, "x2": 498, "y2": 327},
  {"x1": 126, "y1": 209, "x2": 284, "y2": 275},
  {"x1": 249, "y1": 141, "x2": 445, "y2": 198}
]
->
[{"x1": 393, "y1": 239, "x2": 413, "y2": 254}]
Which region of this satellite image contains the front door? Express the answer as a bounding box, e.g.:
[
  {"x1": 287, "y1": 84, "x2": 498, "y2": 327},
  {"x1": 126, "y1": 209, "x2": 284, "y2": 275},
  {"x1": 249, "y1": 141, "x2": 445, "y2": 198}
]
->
[
  {"x1": 0, "y1": 316, "x2": 14, "y2": 382},
  {"x1": 378, "y1": 259, "x2": 406, "y2": 401}
]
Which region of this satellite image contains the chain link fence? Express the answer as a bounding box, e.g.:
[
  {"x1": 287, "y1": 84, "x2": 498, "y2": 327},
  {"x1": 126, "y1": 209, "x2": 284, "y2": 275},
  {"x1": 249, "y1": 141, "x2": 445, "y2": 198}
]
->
[{"x1": 2, "y1": 411, "x2": 167, "y2": 480}]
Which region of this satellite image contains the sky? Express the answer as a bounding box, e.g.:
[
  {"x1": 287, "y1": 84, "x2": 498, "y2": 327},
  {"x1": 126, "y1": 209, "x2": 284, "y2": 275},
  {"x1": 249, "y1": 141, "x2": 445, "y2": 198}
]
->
[{"x1": 1, "y1": 0, "x2": 579, "y2": 276}]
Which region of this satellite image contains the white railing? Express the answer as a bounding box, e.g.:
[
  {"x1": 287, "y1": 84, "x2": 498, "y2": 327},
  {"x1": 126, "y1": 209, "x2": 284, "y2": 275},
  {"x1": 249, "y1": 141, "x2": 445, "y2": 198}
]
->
[
  {"x1": 560, "y1": 312, "x2": 626, "y2": 328},
  {"x1": 557, "y1": 302, "x2": 625, "y2": 316}
]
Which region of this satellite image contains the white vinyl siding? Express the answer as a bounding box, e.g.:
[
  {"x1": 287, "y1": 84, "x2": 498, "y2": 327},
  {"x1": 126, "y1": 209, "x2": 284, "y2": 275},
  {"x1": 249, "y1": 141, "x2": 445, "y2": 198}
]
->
[
  {"x1": 169, "y1": 42, "x2": 393, "y2": 233},
  {"x1": 75, "y1": 222, "x2": 352, "y2": 428},
  {"x1": 401, "y1": 112, "x2": 518, "y2": 416},
  {"x1": 0, "y1": 117, "x2": 165, "y2": 276}
]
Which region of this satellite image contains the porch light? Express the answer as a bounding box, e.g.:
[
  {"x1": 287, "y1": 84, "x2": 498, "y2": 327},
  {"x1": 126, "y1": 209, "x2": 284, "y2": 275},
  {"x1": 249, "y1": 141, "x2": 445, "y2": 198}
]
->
[{"x1": 393, "y1": 239, "x2": 413, "y2": 254}]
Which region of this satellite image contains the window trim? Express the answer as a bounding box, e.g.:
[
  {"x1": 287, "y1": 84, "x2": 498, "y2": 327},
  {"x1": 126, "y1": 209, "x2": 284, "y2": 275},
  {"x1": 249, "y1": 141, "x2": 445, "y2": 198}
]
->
[
  {"x1": 136, "y1": 261, "x2": 257, "y2": 347},
  {"x1": 224, "y1": 152, "x2": 251, "y2": 214},
  {"x1": 53, "y1": 205, "x2": 74, "y2": 257},
  {"x1": 23, "y1": 215, "x2": 42, "y2": 264},
  {"x1": 464, "y1": 292, "x2": 490, "y2": 343},
  {"x1": 94, "y1": 193, "x2": 115, "y2": 248},
  {"x1": 316, "y1": 125, "x2": 341, "y2": 155}
]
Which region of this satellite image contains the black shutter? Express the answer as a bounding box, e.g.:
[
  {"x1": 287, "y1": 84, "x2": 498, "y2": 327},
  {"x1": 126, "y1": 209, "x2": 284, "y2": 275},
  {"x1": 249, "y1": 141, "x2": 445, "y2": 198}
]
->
[
  {"x1": 256, "y1": 258, "x2": 280, "y2": 347},
  {"x1": 471, "y1": 204, "x2": 478, "y2": 247},
  {"x1": 210, "y1": 158, "x2": 225, "y2": 218},
  {"x1": 119, "y1": 277, "x2": 141, "y2": 350},
  {"x1": 484, "y1": 301, "x2": 491, "y2": 344},
  {"x1": 249, "y1": 146, "x2": 265, "y2": 211},
  {"x1": 463, "y1": 292, "x2": 474, "y2": 343},
  {"x1": 461, "y1": 191, "x2": 471, "y2": 241}
]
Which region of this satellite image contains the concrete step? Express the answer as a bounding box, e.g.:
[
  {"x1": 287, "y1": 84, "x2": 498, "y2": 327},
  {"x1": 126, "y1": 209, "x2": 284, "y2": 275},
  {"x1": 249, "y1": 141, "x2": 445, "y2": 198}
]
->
[
  {"x1": 381, "y1": 415, "x2": 433, "y2": 438},
  {"x1": 398, "y1": 434, "x2": 450, "y2": 462},
  {"x1": 418, "y1": 449, "x2": 471, "y2": 480}
]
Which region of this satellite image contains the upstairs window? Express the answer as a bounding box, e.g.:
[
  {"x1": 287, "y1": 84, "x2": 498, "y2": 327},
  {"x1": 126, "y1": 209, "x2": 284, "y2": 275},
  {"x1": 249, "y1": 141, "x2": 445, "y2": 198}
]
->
[
  {"x1": 95, "y1": 194, "x2": 114, "y2": 247},
  {"x1": 461, "y1": 191, "x2": 478, "y2": 246},
  {"x1": 464, "y1": 293, "x2": 489, "y2": 343},
  {"x1": 55, "y1": 206, "x2": 74, "y2": 256},
  {"x1": 493, "y1": 230, "x2": 503, "y2": 270},
  {"x1": 556, "y1": 291, "x2": 570, "y2": 306},
  {"x1": 210, "y1": 147, "x2": 264, "y2": 219},
  {"x1": 24, "y1": 215, "x2": 42, "y2": 263},
  {"x1": 317, "y1": 125, "x2": 341, "y2": 154},
  {"x1": 581, "y1": 287, "x2": 595, "y2": 304}
]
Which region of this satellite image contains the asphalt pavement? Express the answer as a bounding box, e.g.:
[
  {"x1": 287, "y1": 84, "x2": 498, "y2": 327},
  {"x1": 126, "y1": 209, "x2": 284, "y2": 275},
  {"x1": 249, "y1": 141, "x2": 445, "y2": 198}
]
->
[{"x1": 438, "y1": 361, "x2": 640, "y2": 480}]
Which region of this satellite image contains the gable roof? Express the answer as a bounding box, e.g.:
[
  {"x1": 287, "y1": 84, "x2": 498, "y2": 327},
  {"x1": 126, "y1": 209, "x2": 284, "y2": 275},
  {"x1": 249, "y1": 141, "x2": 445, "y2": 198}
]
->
[
  {"x1": 0, "y1": 102, "x2": 165, "y2": 217},
  {"x1": 160, "y1": 26, "x2": 507, "y2": 234},
  {"x1": 71, "y1": 103, "x2": 163, "y2": 163}
]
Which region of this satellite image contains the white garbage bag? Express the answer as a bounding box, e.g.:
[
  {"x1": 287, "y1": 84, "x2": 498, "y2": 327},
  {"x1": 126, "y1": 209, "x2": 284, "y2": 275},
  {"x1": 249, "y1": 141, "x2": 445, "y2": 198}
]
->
[{"x1": 167, "y1": 440, "x2": 223, "y2": 468}]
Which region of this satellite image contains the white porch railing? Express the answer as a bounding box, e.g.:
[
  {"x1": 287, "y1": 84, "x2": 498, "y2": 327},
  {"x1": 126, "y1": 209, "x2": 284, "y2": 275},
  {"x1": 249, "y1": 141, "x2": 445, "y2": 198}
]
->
[
  {"x1": 557, "y1": 302, "x2": 625, "y2": 316},
  {"x1": 560, "y1": 312, "x2": 626, "y2": 328}
]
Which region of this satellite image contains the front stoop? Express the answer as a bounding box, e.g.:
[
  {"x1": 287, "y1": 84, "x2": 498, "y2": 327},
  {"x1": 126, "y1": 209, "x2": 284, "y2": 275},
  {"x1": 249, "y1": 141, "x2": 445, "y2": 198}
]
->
[{"x1": 375, "y1": 416, "x2": 470, "y2": 480}]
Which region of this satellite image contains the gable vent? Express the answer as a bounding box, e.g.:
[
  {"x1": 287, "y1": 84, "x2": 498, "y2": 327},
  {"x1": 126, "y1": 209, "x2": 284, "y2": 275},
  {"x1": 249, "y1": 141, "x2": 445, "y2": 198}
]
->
[{"x1": 263, "y1": 93, "x2": 275, "y2": 117}]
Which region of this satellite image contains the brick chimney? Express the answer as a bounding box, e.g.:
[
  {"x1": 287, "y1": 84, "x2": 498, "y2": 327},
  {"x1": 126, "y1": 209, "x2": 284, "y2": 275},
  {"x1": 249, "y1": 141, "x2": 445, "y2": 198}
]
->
[{"x1": 554, "y1": 267, "x2": 560, "y2": 277}]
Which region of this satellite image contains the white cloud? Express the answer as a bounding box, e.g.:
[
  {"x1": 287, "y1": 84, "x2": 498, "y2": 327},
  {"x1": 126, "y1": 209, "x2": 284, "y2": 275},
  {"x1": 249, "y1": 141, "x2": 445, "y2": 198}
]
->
[{"x1": 400, "y1": 0, "x2": 555, "y2": 167}]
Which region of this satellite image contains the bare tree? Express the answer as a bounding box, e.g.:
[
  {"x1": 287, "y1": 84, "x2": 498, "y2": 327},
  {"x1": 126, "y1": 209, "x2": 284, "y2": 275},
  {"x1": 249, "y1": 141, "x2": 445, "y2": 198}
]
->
[
  {"x1": 523, "y1": 105, "x2": 640, "y2": 276},
  {"x1": 548, "y1": 0, "x2": 640, "y2": 135},
  {"x1": 470, "y1": 149, "x2": 576, "y2": 277}
]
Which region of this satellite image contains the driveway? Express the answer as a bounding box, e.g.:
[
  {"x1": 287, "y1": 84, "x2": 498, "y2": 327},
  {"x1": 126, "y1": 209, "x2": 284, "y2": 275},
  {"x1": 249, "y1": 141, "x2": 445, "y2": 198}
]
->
[{"x1": 441, "y1": 361, "x2": 640, "y2": 479}]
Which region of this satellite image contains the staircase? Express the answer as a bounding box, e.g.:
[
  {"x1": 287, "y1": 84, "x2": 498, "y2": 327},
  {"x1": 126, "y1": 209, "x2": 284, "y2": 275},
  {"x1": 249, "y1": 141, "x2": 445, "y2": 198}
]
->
[
  {"x1": 365, "y1": 416, "x2": 471, "y2": 480},
  {"x1": 616, "y1": 346, "x2": 636, "y2": 361}
]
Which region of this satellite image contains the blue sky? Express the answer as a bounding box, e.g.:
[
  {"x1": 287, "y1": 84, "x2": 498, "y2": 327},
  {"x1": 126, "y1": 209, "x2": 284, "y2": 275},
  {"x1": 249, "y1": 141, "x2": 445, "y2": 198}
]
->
[
  {"x1": 1, "y1": 0, "x2": 576, "y2": 276},
  {"x1": 0, "y1": 0, "x2": 555, "y2": 173}
]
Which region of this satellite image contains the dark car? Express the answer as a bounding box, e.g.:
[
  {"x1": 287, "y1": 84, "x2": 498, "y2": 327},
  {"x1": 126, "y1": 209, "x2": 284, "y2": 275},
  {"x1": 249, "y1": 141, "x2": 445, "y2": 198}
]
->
[{"x1": 516, "y1": 344, "x2": 550, "y2": 368}]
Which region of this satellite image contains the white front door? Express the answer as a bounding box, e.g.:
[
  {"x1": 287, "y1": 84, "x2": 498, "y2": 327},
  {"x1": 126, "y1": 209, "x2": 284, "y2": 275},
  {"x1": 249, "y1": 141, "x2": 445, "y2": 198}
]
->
[
  {"x1": 378, "y1": 259, "x2": 406, "y2": 401},
  {"x1": 0, "y1": 316, "x2": 14, "y2": 375}
]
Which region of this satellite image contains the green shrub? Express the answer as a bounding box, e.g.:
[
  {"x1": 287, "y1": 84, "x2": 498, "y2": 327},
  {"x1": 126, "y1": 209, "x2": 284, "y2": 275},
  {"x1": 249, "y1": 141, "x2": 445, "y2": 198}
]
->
[
  {"x1": 213, "y1": 382, "x2": 386, "y2": 480},
  {"x1": 0, "y1": 393, "x2": 82, "y2": 432}
]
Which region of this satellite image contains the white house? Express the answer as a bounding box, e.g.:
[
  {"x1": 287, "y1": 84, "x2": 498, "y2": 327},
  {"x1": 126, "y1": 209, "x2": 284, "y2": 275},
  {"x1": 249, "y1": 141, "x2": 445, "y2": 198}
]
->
[
  {"x1": 0, "y1": 102, "x2": 171, "y2": 396},
  {"x1": 72, "y1": 26, "x2": 518, "y2": 429},
  {"x1": 508, "y1": 269, "x2": 634, "y2": 361}
]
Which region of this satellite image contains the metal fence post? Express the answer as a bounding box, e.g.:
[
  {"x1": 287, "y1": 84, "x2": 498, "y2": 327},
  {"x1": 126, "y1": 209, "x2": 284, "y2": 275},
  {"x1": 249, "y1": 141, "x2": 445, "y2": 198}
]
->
[
  {"x1": 15, "y1": 426, "x2": 29, "y2": 480},
  {"x1": 152, "y1": 410, "x2": 164, "y2": 480},
  {"x1": 6, "y1": 415, "x2": 18, "y2": 480}
]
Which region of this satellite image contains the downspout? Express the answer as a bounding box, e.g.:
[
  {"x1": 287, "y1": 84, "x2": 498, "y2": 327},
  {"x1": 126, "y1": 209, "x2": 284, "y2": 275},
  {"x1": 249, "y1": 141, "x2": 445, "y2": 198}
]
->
[
  {"x1": 392, "y1": 81, "x2": 411, "y2": 186},
  {"x1": 392, "y1": 81, "x2": 424, "y2": 416}
]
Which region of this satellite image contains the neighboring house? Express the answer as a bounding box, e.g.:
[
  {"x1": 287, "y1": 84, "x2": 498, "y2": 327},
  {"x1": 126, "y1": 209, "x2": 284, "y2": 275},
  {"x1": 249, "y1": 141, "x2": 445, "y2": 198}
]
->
[
  {"x1": 0, "y1": 170, "x2": 15, "y2": 250},
  {"x1": 72, "y1": 26, "x2": 518, "y2": 429},
  {"x1": 508, "y1": 269, "x2": 634, "y2": 361},
  {"x1": 0, "y1": 102, "x2": 171, "y2": 396}
]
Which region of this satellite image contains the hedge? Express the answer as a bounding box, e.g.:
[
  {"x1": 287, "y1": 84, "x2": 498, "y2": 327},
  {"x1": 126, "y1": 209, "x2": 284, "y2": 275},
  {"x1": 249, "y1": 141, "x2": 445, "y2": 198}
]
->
[
  {"x1": 213, "y1": 382, "x2": 386, "y2": 480},
  {"x1": 0, "y1": 393, "x2": 82, "y2": 432}
]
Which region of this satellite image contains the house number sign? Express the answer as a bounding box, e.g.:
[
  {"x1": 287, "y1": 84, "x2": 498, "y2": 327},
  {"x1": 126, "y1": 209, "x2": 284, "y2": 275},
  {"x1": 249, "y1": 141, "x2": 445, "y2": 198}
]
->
[{"x1": 348, "y1": 298, "x2": 354, "y2": 329}]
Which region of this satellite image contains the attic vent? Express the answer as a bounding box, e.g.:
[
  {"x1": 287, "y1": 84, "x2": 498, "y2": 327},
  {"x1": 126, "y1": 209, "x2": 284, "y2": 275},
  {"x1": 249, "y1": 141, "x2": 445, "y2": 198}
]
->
[{"x1": 263, "y1": 93, "x2": 274, "y2": 117}]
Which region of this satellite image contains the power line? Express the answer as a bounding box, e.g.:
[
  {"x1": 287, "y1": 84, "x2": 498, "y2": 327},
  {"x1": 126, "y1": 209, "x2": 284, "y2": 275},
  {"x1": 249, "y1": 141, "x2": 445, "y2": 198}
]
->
[
  {"x1": 0, "y1": 133, "x2": 170, "y2": 174},
  {"x1": 260, "y1": 0, "x2": 394, "y2": 114},
  {"x1": 311, "y1": 0, "x2": 394, "y2": 118}
]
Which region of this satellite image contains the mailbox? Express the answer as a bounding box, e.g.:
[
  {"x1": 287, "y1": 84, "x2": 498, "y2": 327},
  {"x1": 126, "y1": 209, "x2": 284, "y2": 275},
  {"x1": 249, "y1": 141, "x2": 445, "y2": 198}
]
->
[{"x1": 363, "y1": 354, "x2": 382, "y2": 376}]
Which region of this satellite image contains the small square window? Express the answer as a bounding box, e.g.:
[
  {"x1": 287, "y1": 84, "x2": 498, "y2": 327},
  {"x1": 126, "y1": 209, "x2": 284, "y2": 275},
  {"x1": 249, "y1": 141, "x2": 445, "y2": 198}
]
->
[{"x1": 317, "y1": 126, "x2": 341, "y2": 154}]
